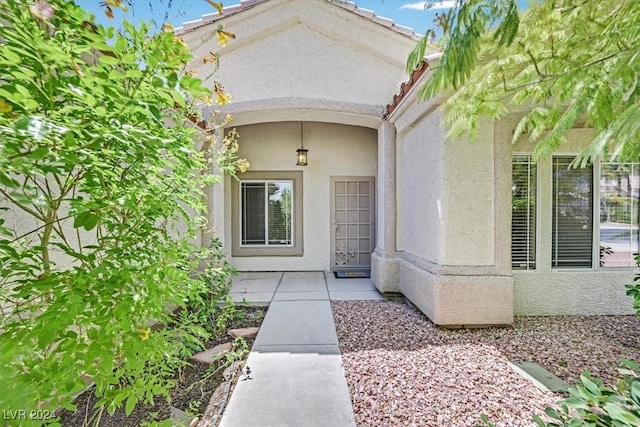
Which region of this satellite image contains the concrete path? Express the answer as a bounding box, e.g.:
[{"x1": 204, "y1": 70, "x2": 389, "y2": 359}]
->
[{"x1": 220, "y1": 271, "x2": 383, "y2": 427}]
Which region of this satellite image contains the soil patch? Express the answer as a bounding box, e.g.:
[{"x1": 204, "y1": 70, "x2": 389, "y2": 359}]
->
[{"x1": 59, "y1": 306, "x2": 266, "y2": 427}]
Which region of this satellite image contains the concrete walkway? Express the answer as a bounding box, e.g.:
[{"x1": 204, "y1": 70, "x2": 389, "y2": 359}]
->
[{"x1": 219, "y1": 271, "x2": 383, "y2": 427}]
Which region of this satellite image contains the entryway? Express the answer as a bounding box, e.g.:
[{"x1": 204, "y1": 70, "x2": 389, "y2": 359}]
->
[{"x1": 330, "y1": 176, "x2": 375, "y2": 271}]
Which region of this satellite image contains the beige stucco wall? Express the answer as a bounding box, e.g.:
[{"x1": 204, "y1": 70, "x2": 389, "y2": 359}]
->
[
  {"x1": 182, "y1": 0, "x2": 420, "y2": 120},
  {"x1": 378, "y1": 77, "x2": 513, "y2": 326},
  {"x1": 217, "y1": 121, "x2": 377, "y2": 271},
  {"x1": 396, "y1": 109, "x2": 444, "y2": 263},
  {"x1": 498, "y1": 116, "x2": 637, "y2": 315}
]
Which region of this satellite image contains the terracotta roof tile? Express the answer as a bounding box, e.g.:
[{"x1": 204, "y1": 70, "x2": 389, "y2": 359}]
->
[{"x1": 383, "y1": 59, "x2": 429, "y2": 119}]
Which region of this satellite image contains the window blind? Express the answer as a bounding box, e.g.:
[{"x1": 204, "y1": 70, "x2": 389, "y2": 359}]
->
[
  {"x1": 512, "y1": 155, "x2": 536, "y2": 270},
  {"x1": 552, "y1": 157, "x2": 593, "y2": 268},
  {"x1": 242, "y1": 183, "x2": 266, "y2": 245}
]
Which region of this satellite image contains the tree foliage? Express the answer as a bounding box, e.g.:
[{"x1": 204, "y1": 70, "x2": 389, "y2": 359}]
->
[
  {"x1": 0, "y1": 0, "x2": 243, "y2": 423},
  {"x1": 408, "y1": 0, "x2": 640, "y2": 166}
]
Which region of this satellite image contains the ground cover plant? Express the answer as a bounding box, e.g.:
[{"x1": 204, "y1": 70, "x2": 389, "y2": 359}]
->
[
  {"x1": 58, "y1": 305, "x2": 266, "y2": 427},
  {"x1": 0, "y1": 1, "x2": 245, "y2": 425}
]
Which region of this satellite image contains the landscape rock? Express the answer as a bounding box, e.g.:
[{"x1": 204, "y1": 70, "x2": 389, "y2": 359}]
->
[
  {"x1": 190, "y1": 342, "x2": 233, "y2": 365},
  {"x1": 227, "y1": 327, "x2": 259, "y2": 338},
  {"x1": 223, "y1": 360, "x2": 246, "y2": 381},
  {"x1": 197, "y1": 382, "x2": 229, "y2": 427},
  {"x1": 169, "y1": 406, "x2": 198, "y2": 427}
]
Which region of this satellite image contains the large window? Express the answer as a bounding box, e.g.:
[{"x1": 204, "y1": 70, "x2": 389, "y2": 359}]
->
[
  {"x1": 550, "y1": 157, "x2": 640, "y2": 269},
  {"x1": 512, "y1": 155, "x2": 537, "y2": 270},
  {"x1": 231, "y1": 171, "x2": 303, "y2": 257},
  {"x1": 241, "y1": 181, "x2": 293, "y2": 246},
  {"x1": 512, "y1": 156, "x2": 640, "y2": 270}
]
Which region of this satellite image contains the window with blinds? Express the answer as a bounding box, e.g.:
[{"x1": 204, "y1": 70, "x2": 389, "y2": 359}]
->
[
  {"x1": 241, "y1": 181, "x2": 293, "y2": 246},
  {"x1": 599, "y1": 162, "x2": 640, "y2": 268},
  {"x1": 512, "y1": 155, "x2": 537, "y2": 270},
  {"x1": 552, "y1": 157, "x2": 593, "y2": 268}
]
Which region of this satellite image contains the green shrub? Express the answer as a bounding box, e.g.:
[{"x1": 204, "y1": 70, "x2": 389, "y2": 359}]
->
[
  {"x1": 532, "y1": 361, "x2": 640, "y2": 427},
  {"x1": 0, "y1": 1, "x2": 243, "y2": 424}
]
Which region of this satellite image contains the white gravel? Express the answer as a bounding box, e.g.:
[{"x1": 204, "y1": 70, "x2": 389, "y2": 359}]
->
[{"x1": 331, "y1": 300, "x2": 640, "y2": 427}]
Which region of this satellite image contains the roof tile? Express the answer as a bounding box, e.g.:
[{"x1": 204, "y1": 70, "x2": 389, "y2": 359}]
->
[{"x1": 384, "y1": 60, "x2": 429, "y2": 118}]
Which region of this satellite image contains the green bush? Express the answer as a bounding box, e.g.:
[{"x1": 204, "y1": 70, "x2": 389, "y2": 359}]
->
[
  {"x1": 0, "y1": 1, "x2": 242, "y2": 424},
  {"x1": 532, "y1": 361, "x2": 640, "y2": 427}
]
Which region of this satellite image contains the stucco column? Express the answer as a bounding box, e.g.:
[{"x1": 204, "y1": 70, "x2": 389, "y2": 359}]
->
[
  {"x1": 493, "y1": 124, "x2": 514, "y2": 276},
  {"x1": 371, "y1": 120, "x2": 399, "y2": 292}
]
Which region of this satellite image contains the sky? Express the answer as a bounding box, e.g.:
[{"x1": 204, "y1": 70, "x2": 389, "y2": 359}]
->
[{"x1": 77, "y1": 0, "x2": 462, "y2": 36}]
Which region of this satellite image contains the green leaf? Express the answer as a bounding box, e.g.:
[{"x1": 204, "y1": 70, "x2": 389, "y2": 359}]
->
[
  {"x1": 126, "y1": 69, "x2": 144, "y2": 79},
  {"x1": 99, "y1": 55, "x2": 120, "y2": 66},
  {"x1": 604, "y1": 402, "x2": 640, "y2": 424},
  {"x1": 630, "y1": 379, "x2": 640, "y2": 406},
  {"x1": 2, "y1": 47, "x2": 22, "y2": 64},
  {"x1": 581, "y1": 373, "x2": 602, "y2": 396},
  {"x1": 86, "y1": 328, "x2": 98, "y2": 340},
  {"x1": 30, "y1": 146, "x2": 49, "y2": 160},
  {"x1": 125, "y1": 395, "x2": 137, "y2": 416},
  {"x1": 0, "y1": 173, "x2": 20, "y2": 188},
  {"x1": 544, "y1": 407, "x2": 563, "y2": 420}
]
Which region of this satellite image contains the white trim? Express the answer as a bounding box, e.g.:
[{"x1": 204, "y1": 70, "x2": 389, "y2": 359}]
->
[
  {"x1": 239, "y1": 179, "x2": 294, "y2": 248},
  {"x1": 593, "y1": 159, "x2": 601, "y2": 269}
]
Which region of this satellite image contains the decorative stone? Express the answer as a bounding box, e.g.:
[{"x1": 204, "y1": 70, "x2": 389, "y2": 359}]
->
[
  {"x1": 199, "y1": 382, "x2": 229, "y2": 426},
  {"x1": 509, "y1": 361, "x2": 570, "y2": 393},
  {"x1": 227, "y1": 327, "x2": 259, "y2": 338},
  {"x1": 223, "y1": 360, "x2": 246, "y2": 380},
  {"x1": 191, "y1": 342, "x2": 233, "y2": 365}
]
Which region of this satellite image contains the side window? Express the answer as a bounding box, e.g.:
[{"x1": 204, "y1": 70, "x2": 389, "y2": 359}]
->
[
  {"x1": 599, "y1": 163, "x2": 640, "y2": 268},
  {"x1": 512, "y1": 155, "x2": 537, "y2": 270}
]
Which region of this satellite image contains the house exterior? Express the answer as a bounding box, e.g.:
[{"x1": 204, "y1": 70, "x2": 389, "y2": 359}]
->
[{"x1": 178, "y1": 0, "x2": 638, "y2": 326}]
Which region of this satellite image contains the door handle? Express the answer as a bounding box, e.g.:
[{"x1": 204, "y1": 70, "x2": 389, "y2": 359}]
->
[{"x1": 334, "y1": 221, "x2": 339, "y2": 231}]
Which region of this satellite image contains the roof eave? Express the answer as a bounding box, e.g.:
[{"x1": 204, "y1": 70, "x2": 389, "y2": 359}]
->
[{"x1": 383, "y1": 51, "x2": 443, "y2": 121}]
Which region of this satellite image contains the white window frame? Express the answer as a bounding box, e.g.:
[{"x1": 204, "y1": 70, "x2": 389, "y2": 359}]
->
[
  {"x1": 230, "y1": 170, "x2": 303, "y2": 257},
  {"x1": 239, "y1": 180, "x2": 294, "y2": 248},
  {"x1": 597, "y1": 160, "x2": 640, "y2": 269}
]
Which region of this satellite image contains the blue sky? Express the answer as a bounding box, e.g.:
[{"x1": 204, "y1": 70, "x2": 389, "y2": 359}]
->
[{"x1": 77, "y1": 0, "x2": 462, "y2": 36}]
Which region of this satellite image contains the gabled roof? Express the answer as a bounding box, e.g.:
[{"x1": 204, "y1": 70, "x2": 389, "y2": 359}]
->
[{"x1": 175, "y1": 0, "x2": 421, "y2": 40}]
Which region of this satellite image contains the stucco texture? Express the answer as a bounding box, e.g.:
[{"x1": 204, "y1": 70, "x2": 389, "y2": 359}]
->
[
  {"x1": 183, "y1": 0, "x2": 418, "y2": 111},
  {"x1": 383, "y1": 82, "x2": 513, "y2": 326}
]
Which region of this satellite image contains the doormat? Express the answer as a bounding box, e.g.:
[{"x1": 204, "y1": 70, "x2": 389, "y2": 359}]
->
[{"x1": 334, "y1": 269, "x2": 371, "y2": 279}]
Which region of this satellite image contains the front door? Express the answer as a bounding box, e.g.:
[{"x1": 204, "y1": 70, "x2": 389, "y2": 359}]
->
[{"x1": 330, "y1": 176, "x2": 375, "y2": 269}]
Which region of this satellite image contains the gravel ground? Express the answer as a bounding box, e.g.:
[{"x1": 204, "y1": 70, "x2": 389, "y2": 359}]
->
[{"x1": 332, "y1": 300, "x2": 640, "y2": 427}]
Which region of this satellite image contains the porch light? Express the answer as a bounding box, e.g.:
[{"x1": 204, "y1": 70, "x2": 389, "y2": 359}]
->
[{"x1": 297, "y1": 122, "x2": 308, "y2": 166}]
